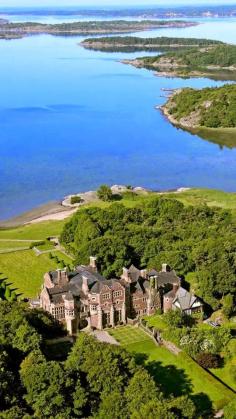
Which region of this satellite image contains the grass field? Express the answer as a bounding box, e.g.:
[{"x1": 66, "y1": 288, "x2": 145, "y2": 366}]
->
[
  {"x1": 109, "y1": 326, "x2": 234, "y2": 412},
  {"x1": 0, "y1": 249, "x2": 73, "y2": 298},
  {"x1": 0, "y1": 220, "x2": 66, "y2": 240}
]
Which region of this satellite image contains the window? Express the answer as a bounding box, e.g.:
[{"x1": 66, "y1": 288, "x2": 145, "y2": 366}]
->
[
  {"x1": 102, "y1": 293, "x2": 110, "y2": 300},
  {"x1": 91, "y1": 305, "x2": 97, "y2": 311},
  {"x1": 92, "y1": 297, "x2": 96, "y2": 301},
  {"x1": 143, "y1": 297, "x2": 146, "y2": 302},
  {"x1": 113, "y1": 291, "x2": 122, "y2": 298}
]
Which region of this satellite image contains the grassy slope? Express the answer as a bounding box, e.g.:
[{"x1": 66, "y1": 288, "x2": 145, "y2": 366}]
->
[
  {"x1": 0, "y1": 249, "x2": 73, "y2": 298},
  {"x1": 109, "y1": 326, "x2": 234, "y2": 411},
  {"x1": 146, "y1": 314, "x2": 236, "y2": 392},
  {"x1": 0, "y1": 220, "x2": 66, "y2": 240}
]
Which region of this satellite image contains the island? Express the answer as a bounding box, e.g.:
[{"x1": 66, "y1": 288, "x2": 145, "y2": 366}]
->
[
  {"x1": 0, "y1": 19, "x2": 198, "y2": 39},
  {"x1": 81, "y1": 35, "x2": 222, "y2": 52},
  {"x1": 161, "y1": 85, "x2": 236, "y2": 148},
  {"x1": 122, "y1": 42, "x2": 236, "y2": 81}
]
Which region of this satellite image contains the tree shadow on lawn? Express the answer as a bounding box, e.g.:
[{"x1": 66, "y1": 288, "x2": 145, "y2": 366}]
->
[
  {"x1": 146, "y1": 360, "x2": 193, "y2": 397},
  {"x1": 191, "y1": 393, "x2": 213, "y2": 418},
  {"x1": 136, "y1": 356, "x2": 213, "y2": 415}
]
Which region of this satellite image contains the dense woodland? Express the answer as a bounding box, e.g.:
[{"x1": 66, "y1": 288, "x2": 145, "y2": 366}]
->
[
  {"x1": 0, "y1": 301, "x2": 199, "y2": 419},
  {"x1": 0, "y1": 20, "x2": 194, "y2": 38},
  {"x1": 61, "y1": 197, "x2": 236, "y2": 310},
  {"x1": 81, "y1": 36, "x2": 221, "y2": 52},
  {"x1": 136, "y1": 43, "x2": 236, "y2": 68},
  {"x1": 168, "y1": 85, "x2": 236, "y2": 128}
]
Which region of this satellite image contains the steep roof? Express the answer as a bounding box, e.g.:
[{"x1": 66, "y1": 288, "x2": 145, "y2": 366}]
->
[
  {"x1": 155, "y1": 271, "x2": 180, "y2": 287},
  {"x1": 90, "y1": 278, "x2": 123, "y2": 293},
  {"x1": 128, "y1": 265, "x2": 141, "y2": 282},
  {"x1": 173, "y1": 287, "x2": 199, "y2": 311},
  {"x1": 64, "y1": 291, "x2": 74, "y2": 301},
  {"x1": 130, "y1": 278, "x2": 150, "y2": 294}
]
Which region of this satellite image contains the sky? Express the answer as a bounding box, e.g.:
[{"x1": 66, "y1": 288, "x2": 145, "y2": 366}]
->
[{"x1": 2, "y1": 0, "x2": 236, "y2": 8}]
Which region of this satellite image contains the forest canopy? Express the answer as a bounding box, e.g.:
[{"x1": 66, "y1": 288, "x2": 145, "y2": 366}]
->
[
  {"x1": 166, "y1": 84, "x2": 236, "y2": 128},
  {"x1": 60, "y1": 197, "x2": 236, "y2": 309},
  {"x1": 0, "y1": 301, "x2": 197, "y2": 419}
]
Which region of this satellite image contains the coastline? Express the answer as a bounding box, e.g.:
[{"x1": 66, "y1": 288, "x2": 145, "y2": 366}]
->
[
  {"x1": 159, "y1": 90, "x2": 236, "y2": 149},
  {"x1": 0, "y1": 186, "x2": 191, "y2": 228},
  {"x1": 122, "y1": 58, "x2": 236, "y2": 81}
]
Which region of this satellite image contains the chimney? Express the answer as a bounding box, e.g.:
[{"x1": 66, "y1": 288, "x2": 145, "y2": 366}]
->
[
  {"x1": 57, "y1": 269, "x2": 69, "y2": 287},
  {"x1": 172, "y1": 283, "x2": 179, "y2": 295},
  {"x1": 140, "y1": 269, "x2": 147, "y2": 279},
  {"x1": 121, "y1": 267, "x2": 130, "y2": 283},
  {"x1": 82, "y1": 275, "x2": 89, "y2": 295},
  {"x1": 162, "y1": 263, "x2": 170, "y2": 273},
  {"x1": 89, "y1": 256, "x2": 97, "y2": 272},
  {"x1": 57, "y1": 269, "x2": 62, "y2": 284}
]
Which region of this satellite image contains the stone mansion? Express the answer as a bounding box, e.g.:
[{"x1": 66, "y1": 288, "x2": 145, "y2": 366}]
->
[{"x1": 40, "y1": 257, "x2": 203, "y2": 334}]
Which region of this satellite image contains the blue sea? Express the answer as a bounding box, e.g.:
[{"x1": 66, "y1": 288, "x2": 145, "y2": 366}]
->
[{"x1": 0, "y1": 10, "x2": 236, "y2": 220}]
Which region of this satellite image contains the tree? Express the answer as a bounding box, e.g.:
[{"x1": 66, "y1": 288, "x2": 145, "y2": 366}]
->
[
  {"x1": 164, "y1": 309, "x2": 185, "y2": 329},
  {"x1": 20, "y1": 351, "x2": 71, "y2": 418},
  {"x1": 125, "y1": 369, "x2": 161, "y2": 415},
  {"x1": 12, "y1": 321, "x2": 41, "y2": 353},
  {"x1": 97, "y1": 185, "x2": 113, "y2": 201},
  {"x1": 130, "y1": 400, "x2": 174, "y2": 419},
  {"x1": 96, "y1": 391, "x2": 128, "y2": 419},
  {"x1": 66, "y1": 334, "x2": 136, "y2": 395},
  {"x1": 168, "y1": 395, "x2": 196, "y2": 419},
  {"x1": 222, "y1": 294, "x2": 234, "y2": 318}
]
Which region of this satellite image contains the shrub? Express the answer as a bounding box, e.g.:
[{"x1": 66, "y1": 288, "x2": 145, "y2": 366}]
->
[
  {"x1": 70, "y1": 195, "x2": 83, "y2": 205},
  {"x1": 155, "y1": 308, "x2": 162, "y2": 315},
  {"x1": 97, "y1": 185, "x2": 113, "y2": 201},
  {"x1": 196, "y1": 352, "x2": 221, "y2": 369}
]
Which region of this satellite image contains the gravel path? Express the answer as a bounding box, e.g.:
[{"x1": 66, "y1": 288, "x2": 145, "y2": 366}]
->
[{"x1": 92, "y1": 330, "x2": 119, "y2": 345}]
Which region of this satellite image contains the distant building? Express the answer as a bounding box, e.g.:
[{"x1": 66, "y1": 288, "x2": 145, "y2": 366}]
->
[{"x1": 40, "y1": 257, "x2": 202, "y2": 334}]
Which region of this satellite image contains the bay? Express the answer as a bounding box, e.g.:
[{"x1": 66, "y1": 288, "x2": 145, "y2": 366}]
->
[{"x1": 0, "y1": 14, "x2": 236, "y2": 220}]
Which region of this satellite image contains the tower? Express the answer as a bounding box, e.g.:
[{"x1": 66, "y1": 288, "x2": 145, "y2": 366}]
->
[{"x1": 64, "y1": 292, "x2": 76, "y2": 335}]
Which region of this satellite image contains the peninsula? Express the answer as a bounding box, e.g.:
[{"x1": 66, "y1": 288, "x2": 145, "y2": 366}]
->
[
  {"x1": 123, "y1": 42, "x2": 236, "y2": 80},
  {"x1": 0, "y1": 19, "x2": 198, "y2": 39},
  {"x1": 161, "y1": 85, "x2": 236, "y2": 148}
]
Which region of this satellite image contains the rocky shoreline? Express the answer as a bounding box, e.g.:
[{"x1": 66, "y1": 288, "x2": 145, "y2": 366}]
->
[
  {"x1": 0, "y1": 185, "x2": 191, "y2": 228},
  {"x1": 122, "y1": 58, "x2": 236, "y2": 81}
]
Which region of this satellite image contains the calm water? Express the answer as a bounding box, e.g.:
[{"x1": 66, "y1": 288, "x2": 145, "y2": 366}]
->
[{"x1": 0, "y1": 15, "x2": 236, "y2": 220}]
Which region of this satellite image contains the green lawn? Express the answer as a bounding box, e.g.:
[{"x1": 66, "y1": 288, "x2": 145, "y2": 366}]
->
[
  {"x1": 0, "y1": 220, "x2": 66, "y2": 240},
  {"x1": 0, "y1": 241, "x2": 32, "y2": 253},
  {"x1": 0, "y1": 249, "x2": 73, "y2": 298},
  {"x1": 167, "y1": 188, "x2": 236, "y2": 211},
  {"x1": 109, "y1": 326, "x2": 234, "y2": 412},
  {"x1": 143, "y1": 314, "x2": 168, "y2": 331},
  {"x1": 211, "y1": 355, "x2": 236, "y2": 392}
]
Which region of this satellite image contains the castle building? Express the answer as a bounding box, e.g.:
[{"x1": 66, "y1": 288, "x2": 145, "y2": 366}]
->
[{"x1": 39, "y1": 257, "x2": 202, "y2": 335}]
